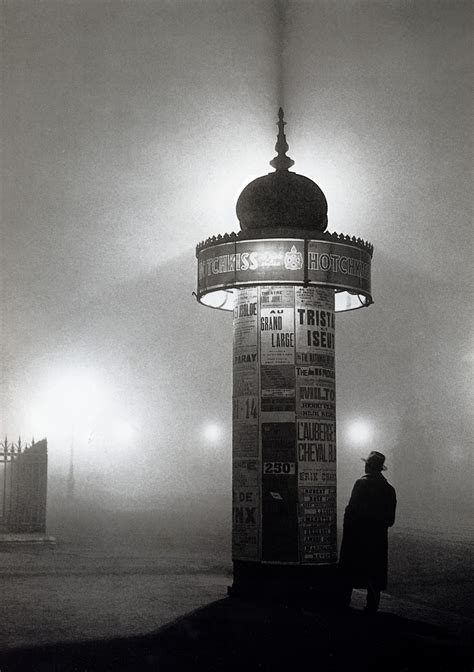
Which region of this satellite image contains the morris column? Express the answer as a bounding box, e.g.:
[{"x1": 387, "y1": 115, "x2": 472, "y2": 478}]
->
[{"x1": 195, "y1": 109, "x2": 373, "y2": 595}]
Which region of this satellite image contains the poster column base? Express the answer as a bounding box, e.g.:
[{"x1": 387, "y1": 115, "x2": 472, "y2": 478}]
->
[{"x1": 229, "y1": 560, "x2": 342, "y2": 606}]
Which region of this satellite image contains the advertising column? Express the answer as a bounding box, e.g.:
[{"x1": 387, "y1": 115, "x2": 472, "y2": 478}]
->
[{"x1": 232, "y1": 284, "x2": 337, "y2": 566}]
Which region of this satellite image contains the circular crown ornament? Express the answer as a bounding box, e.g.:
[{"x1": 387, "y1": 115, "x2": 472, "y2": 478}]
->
[{"x1": 236, "y1": 108, "x2": 328, "y2": 233}]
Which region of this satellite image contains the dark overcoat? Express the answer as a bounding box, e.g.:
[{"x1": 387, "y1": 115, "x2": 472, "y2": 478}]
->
[{"x1": 339, "y1": 472, "x2": 396, "y2": 590}]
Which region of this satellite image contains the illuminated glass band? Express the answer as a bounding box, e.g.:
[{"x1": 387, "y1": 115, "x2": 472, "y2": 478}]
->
[{"x1": 196, "y1": 238, "x2": 373, "y2": 313}]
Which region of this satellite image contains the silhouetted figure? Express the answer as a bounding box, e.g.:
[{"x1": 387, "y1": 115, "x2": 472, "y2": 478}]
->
[{"x1": 339, "y1": 451, "x2": 397, "y2": 613}]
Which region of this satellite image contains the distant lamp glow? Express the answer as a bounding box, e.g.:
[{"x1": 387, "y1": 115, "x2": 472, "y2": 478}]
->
[
  {"x1": 29, "y1": 406, "x2": 48, "y2": 435},
  {"x1": 346, "y1": 419, "x2": 374, "y2": 446},
  {"x1": 49, "y1": 369, "x2": 104, "y2": 420},
  {"x1": 113, "y1": 420, "x2": 135, "y2": 443},
  {"x1": 203, "y1": 423, "x2": 222, "y2": 443}
]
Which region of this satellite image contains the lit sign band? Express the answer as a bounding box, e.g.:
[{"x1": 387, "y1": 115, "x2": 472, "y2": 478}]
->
[{"x1": 197, "y1": 238, "x2": 372, "y2": 304}]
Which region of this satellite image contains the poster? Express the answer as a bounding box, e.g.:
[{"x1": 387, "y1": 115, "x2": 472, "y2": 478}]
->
[
  {"x1": 299, "y1": 486, "x2": 337, "y2": 562},
  {"x1": 296, "y1": 365, "x2": 335, "y2": 419},
  {"x1": 295, "y1": 286, "x2": 335, "y2": 366},
  {"x1": 259, "y1": 287, "x2": 296, "y2": 416},
  {"x1": 261, "y1": 423, "x2": 298, "y2": 562},
  {"x1": 296, "y1": 419, "x2": 336, "y2": 484},
  {"x1": 232, "y1": 288, "x2": 260, "y2": 559},
  {"x1": 233, "y1": 425, "x2": 258, "y2": 459},
  {"x1": 232, "y1": 459, "x2": 259, "y2": 560},
  {"x1": 260, "y1": 287, "x2": 295, "y2": 366},
  {"x1": 233, "y1": 288, "x2": 258, "y2": 350},
  {"x1": 261, "y1": 365, "x2": 295, "y2": 412},
  {"x1": 233, "y1": 287, "x2": 259, "y2": 426},
  {"x1": 297, "y1": 418, "x2": 337, "y2": 562},
  {"x1": 295, "y1": 287, "x2": 337, "y2": 563}
]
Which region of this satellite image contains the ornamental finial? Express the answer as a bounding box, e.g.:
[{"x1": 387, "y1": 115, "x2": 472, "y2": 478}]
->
[{"x1": 269, "y1": 108, "x2": 295, "y2": 171}]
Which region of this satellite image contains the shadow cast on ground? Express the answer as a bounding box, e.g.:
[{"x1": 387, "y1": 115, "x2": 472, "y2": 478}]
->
[{"x1": 0, "y1": 596, "x2": 471, "y2": 672}]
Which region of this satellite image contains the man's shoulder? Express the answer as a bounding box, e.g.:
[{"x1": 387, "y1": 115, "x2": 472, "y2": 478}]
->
[
  {"x1": 380, "y1": 474, "x2": 396, "y2": 491},
  {"x1": 364, "y1": 473, "x2": 396, "y2": 492},
  {"x1": 353, "y1": 476, "x2": 370, "y2": 489},
  {"x1": 380, "y1": 476, "x2": 397, "y2": 500}
]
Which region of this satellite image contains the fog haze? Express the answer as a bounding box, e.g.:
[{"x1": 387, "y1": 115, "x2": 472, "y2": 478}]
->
[{"x1": 1, "y1": 0, "x2": 472, "y2": 537}]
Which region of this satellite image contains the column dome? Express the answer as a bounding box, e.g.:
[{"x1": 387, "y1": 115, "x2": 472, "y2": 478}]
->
[{"x1": 236, "y1": 109, "x2": 328, "y2": 233}]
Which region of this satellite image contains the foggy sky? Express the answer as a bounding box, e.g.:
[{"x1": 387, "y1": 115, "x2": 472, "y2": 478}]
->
[{"x1": 1, "y1": 1, "x2": 472, "y2": 531}]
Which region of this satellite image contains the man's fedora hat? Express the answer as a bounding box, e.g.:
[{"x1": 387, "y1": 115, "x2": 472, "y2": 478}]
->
[{"x1": 362, "y1": 451, "x2": 387, "y2": 471}]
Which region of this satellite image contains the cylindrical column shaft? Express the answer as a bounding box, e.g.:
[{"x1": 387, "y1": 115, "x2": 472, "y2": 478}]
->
[{"x1": 232, "y1": 285, "x2": 337, "y2": 576}]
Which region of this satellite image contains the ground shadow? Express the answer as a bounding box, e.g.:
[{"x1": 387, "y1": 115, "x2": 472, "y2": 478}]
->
[{"x1": 0, "y1": 596, "x2": 471, "y2": 672}]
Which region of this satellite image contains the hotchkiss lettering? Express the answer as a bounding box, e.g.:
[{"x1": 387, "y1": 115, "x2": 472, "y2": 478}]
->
[
  {"x1": 308, "y1": 251, "x2": 370, "y2": 280},
  {"x1": 199, "y1": 252, "x2": 259, "y2": 279}
]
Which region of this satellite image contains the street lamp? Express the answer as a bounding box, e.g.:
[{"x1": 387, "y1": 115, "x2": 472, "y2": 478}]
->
[
  {"x1": 203, "y1": 423, "x2": 223, "y2": 444},
  {"x1": 40, "y1": 369, "x2": 104, "y2": 501},
  {"x1": 346, "y1": 418, "x2": 375, "y2": 447}
]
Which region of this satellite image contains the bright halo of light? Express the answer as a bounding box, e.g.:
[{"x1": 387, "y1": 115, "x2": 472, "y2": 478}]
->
[
  {"x1": 45, "y1": 369, "x2": 105, "y2": 420},
  {"x1": 346, "y1": 419, "x2": 374, "y2": 446},
  {"x1": 113, "y1": 420, "x2": 135, "y2": 443},
  {"x1": 203, "y1": 423, "x2": 223, "y2": 443},
  {"x1": 25, "y1": 366, "x2": 110, "y2": 445},
  {"x1": 28, "y1": 406, "x2": 48, "y2": 437}
]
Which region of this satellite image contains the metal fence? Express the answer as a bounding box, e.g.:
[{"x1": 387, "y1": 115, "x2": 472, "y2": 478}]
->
[{"x1": 0, "y1": 438, "x2": 48, "y2": 534}]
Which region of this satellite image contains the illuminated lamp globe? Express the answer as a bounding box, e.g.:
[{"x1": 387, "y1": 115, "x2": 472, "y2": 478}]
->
[{"x1": 203, "y1": 423, "x2": 222, "y2": 443}]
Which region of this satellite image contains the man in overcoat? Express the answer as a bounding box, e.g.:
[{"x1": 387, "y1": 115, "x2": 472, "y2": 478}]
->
[{"x1": 339, "y1": 451, "x2": 397, "y2": 613}]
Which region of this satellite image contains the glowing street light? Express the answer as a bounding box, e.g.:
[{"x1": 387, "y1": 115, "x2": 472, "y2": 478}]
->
[
  {"x1": 33, "y1": 369, "x2": 105, "y2": 501},
  {"x1": 25, "y1": 363, "x2": 142, "y2": 504},
  {"x1": 346, "y1": 418, "x2": 375, "y2": 447},
  {"x1": 202, "y1": 422, "x2": 223, "y2": 444},
  {"x1": 29, "y1": 367, "x2": 118, "y2": 498}
]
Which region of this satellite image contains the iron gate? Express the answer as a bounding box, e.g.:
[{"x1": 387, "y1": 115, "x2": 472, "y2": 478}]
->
[{"x1": 0, "y1": 438, "x2": 48, "y2": 534}]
